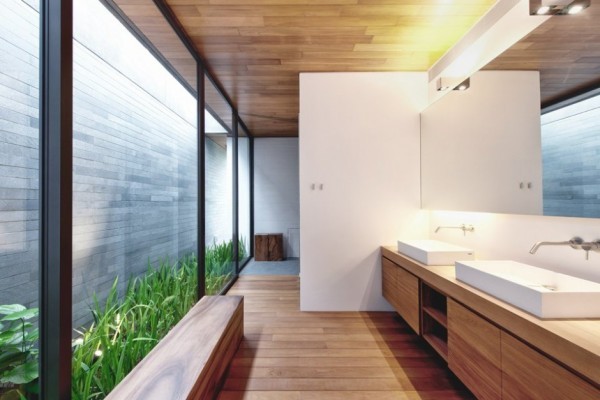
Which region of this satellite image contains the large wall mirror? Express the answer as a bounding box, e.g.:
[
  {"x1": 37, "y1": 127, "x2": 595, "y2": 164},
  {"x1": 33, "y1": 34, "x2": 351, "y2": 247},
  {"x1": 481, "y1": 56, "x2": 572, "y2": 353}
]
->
[{"x1": 421, "y1": 5, "x2": 600, "y2": 218}]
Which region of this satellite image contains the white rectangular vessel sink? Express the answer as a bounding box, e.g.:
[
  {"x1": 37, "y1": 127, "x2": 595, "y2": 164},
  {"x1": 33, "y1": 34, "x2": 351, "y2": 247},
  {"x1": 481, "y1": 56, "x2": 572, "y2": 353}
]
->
[
  {"x1": 455, "y1": 260, "x2": 600, "y2": 319},
  {"x1": 397, "y1": 239, "x2": 474, "y2": 266}
]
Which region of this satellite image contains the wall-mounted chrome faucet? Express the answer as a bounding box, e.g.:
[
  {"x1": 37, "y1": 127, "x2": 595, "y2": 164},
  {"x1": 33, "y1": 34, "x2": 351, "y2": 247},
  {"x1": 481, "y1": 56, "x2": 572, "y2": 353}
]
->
[
  {"x1": 529, "y1": 236, "x2": 600, "y2": 260},
  {"x1": 434, "y1": 224, "x2": 475, "y2": 236}
]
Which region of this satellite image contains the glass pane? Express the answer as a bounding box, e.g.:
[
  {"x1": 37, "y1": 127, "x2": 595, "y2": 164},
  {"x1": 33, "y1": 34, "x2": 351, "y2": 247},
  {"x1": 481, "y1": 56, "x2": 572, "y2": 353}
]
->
[
  {"x1": 0, "y1": 0, "x2": 40, "y2": 396},
  {"x1": 71, "y1": 0, "x2": 198, "y2": 397},
  {"x1": 238, "y1": 123, "x2": 251, "y2": 264},
  {"x1": 205, "y1": 76, "x2": 234, "y2": 294},
  {"x1": 542, "y1": 93, "x2": 600, "y2": 218}
]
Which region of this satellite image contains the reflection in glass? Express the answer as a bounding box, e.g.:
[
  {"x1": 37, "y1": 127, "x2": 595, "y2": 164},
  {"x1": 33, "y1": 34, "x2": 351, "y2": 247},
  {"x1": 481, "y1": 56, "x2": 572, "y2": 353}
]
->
[
  {"x1": 0, "y1": 1, "x2": 40, "y2": 397},
  {"x1": 542, "y1": 93, "x2": 600, "y2": 218},
  {"x1": 71, "y1": 0, "x2": 197, "y2": 397},
  {"x1": 238, "y1": 124, "x2": 252, "y2": 266},
  {"x1": 204, "y1": 76, "x2": 235, "y2": 294}
]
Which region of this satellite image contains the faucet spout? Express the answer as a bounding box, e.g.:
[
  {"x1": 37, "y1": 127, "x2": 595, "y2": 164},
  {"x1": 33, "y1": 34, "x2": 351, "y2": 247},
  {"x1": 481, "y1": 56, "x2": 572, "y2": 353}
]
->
[
  {"x1": 435, "y1": 224, "x2": 474, "y2": 235},
  {"x1": 529, "y1": 237, "x2": 583, "y2": 254}
]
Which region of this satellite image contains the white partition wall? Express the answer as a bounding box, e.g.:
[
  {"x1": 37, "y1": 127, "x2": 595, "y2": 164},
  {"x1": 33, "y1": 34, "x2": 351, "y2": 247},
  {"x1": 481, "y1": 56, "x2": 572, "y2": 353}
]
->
[{"x1": 299, "y1": 72, "x2": 429, "y2": 311}]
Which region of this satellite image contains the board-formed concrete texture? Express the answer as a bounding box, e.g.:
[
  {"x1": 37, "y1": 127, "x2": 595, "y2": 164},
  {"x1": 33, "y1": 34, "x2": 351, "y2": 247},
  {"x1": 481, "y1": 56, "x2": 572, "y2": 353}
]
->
[{"x1": 0, "y1": 0, "x2": 203, "y2": 328}]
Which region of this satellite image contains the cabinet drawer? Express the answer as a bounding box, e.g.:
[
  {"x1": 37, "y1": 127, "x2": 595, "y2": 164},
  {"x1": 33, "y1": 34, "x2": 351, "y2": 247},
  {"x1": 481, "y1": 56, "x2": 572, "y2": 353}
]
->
[
  {"x1": 501, "y1": 332, "x2": 600, "y2": 400},
  {"x1": 381, "y1": 257, "x2": 420, "y2": 334},
  {"x1": 382, "y1": 257, "x2": 397, "y2": 306},
  {"x1": 448, "y1": 299, "x2": 501, "y2": 400}
]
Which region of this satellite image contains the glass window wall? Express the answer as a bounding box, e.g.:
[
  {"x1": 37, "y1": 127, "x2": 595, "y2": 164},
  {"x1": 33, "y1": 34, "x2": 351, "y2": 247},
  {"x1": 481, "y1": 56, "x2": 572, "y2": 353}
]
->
[
  {"x1": 0, "y1": 0, "x2": 252, "y2": 395},
  {"x1": 71, "y1": 0, "x2": 197, "y2": 397},
  {"x1": 0, "y1": 1, "x2": 40, "y2": 397},
  {"x1": 204, "y1": 75, "x2": 235, "y2": 294},
  {"x1": 238, "y1": 123, "x2": 252, "y2": 266}
]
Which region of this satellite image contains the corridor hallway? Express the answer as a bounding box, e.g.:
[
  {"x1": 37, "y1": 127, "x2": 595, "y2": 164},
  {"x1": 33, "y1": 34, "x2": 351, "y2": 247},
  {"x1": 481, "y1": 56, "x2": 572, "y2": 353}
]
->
[{"x1": 219, "y1": 275, "x2": 473, "y2": 400}]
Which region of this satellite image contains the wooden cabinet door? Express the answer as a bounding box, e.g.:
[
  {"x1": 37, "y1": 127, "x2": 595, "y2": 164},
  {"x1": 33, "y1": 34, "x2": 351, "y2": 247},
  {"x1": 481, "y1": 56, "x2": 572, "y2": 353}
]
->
[
  {"x1": 382, "y1": 257, "x2": 398, "y2": 307},
  {"x1": 501, "y1": 332, "x2": 600, "y2": 400},
  {"x1": 448, "y1": 299, "x2": 501, "y2": 400},
  {"x1": 381, "y1": 257, "x2": 420, "y2": 334}
]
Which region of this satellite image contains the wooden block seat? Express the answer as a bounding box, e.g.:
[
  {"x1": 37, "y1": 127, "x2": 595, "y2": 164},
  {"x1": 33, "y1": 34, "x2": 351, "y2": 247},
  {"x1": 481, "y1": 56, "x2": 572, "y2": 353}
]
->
[
  {"x1": 107, "y1": 295, "x2": 243, "y2": 400},
  {"x1": 254, "y1": 233, "x2": 284, "y2": 261}
]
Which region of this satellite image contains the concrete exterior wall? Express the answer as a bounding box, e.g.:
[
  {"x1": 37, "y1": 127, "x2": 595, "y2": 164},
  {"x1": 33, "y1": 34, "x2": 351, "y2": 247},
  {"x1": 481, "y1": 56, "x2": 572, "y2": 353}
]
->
[
  {"x1": 541, "y1": 94, "x2": 600, "y2": 218},
  {"x1": 0, "y1": 0, "x2": 41, "y2": 310},
  {"x1": 0, "y1": 0, "x2": 199, "y2": 328},
  {"x1": 254, "y1": 138, "x2": 300, "y2": 258}
]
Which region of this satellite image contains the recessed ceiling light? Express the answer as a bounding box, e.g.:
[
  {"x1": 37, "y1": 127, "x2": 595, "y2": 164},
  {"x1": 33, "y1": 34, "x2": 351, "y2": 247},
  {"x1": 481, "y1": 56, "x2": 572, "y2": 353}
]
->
[
  {"x1": 568, "y1": 4, "x2": 584, "y2": 13},
  {"x1": 536, "y1": 5, "x2": 551, "y2": 14},
  {"x1": 453, "y1": 78, "x2": 470, "y2": 91},
  {"x1": 530, "y1": 0, "x2": 590, "y2": 15}
]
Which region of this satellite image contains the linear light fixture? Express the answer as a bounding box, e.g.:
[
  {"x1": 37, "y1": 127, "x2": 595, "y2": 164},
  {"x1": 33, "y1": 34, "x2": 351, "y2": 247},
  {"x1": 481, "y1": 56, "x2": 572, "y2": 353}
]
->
[
  {"x1": 454, "y1": 78, "x2": 470, "y2": 91},
  {"x1": 437, "y1": 77, "x2": 471, "y2": 92},
  {"x1": 530, "y1": 0, "x2": 590, "y2": 15},
  {"x1": 436, "y1": 77, "x2": 451, "y2": 92}
]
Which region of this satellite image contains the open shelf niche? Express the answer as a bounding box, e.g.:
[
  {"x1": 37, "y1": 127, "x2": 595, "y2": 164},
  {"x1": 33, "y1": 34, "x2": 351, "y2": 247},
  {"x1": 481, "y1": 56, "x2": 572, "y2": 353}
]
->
[{"x1": 421, "y1": 283, "x2": 448, "y2": 361}]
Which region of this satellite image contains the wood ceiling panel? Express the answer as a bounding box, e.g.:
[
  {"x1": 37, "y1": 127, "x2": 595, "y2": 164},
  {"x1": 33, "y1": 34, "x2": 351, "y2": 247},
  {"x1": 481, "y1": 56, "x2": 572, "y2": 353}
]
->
[
  {"x1": 114, "y1": 0, "x2": 496, "y2": 136},
  {"x1": 484, "y1": 6, "x2": 600, "y2": 108},
  {"x1": 169, "y1": 0, "x2": 495, "y2": 136}
]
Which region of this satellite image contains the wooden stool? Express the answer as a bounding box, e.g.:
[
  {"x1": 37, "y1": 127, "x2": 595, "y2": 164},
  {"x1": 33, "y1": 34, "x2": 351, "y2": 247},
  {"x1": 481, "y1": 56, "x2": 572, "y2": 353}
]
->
[{"x1": 255, "y1": 233, "x2": 284, "y2": 261}]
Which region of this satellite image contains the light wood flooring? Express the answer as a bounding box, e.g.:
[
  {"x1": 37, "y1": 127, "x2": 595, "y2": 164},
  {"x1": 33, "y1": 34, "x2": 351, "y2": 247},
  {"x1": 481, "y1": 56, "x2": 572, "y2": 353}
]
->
[{"x1": 219, "y1": 275, "x2": 474, "y2": 400}]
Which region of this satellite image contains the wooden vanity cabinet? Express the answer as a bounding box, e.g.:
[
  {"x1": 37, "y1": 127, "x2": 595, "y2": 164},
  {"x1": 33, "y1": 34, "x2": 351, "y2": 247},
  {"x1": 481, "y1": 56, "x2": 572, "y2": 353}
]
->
[
  {"x1": 448, "y1": 299, "x2": 502, "y2": 400},
  {"x1": 382, "y1": 257, "x2": 420, "y2": 334},
  {"x1": 381, "y1": 248, "x2": 600, "y2": 400},
  {"x1": 501, "y1": 332, "x2": 600, "y2": 400}
]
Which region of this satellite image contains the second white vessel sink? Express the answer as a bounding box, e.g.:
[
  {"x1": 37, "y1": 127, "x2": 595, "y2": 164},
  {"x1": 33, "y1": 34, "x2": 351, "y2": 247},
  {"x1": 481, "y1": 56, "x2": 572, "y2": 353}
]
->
[
  {"x1": 397, "y1": 239, "x2": 474, "y2": 266},
  {"x1": 455, "y1": 260, "x2": 600, "y2": 319}
]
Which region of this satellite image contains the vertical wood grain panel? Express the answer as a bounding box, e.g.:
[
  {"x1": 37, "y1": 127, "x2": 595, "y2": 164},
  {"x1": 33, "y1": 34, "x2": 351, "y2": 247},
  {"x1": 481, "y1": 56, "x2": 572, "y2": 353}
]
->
[
  {"x1": 501, "y1": 332, "x2": 600, "y2": 400},
  {"x1": 382, "y1": 257, "x2": 420, "y2": 334},
  {"x1": 448, "y1": 299, "x2": 501, "y2": 400}
]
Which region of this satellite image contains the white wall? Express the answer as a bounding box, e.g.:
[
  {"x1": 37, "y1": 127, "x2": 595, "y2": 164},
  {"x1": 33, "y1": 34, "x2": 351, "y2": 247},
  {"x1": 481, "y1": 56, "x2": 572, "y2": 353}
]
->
[
  {"x1": 254, "y1": 138, "x2": 300, "y2": 257},
  {"x1": 429, "y1": 210, "x2": 600, "y2": 284},
  {"x1": 299, "y1": 72, "x2": 429, "y2": 311},
  {"x1": 421, "y1": 71, "x2": 543, "y2": 215}
]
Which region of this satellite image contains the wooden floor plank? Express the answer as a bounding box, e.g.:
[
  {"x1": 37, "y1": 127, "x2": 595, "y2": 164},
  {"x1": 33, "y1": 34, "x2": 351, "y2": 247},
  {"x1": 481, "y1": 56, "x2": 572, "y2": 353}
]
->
[{"x1": 219, "y1": 275, "x2": 474, "y2": 399}]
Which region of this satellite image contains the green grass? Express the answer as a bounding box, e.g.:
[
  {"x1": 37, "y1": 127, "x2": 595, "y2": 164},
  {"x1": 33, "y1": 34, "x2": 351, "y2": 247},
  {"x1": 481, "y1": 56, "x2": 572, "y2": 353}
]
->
[
  {"x1": 205, "y1": 237, "x2": 247, "y2": 294},
  {"x1": 71, "y1": 256, "x2": 198, "y2": 399},
  {"x1": 0, "y1": 238, "x2": 249, "y2": 399},
  {"x1": 70, "y1": 237, "x2": 247, "y2": 399}
]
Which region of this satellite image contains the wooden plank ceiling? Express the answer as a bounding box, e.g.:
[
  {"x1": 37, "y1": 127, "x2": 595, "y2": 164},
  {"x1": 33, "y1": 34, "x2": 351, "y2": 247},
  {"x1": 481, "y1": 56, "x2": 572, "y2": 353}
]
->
[
  {"x1": 114, "y1": 1, "x2": 600, "y2": 135},
  {"x1": 115, "y1": 0, "x2": 496, "y2": 136},
  {"x1": 484, "y1": 5, "x2": 600, "y2": 108}
]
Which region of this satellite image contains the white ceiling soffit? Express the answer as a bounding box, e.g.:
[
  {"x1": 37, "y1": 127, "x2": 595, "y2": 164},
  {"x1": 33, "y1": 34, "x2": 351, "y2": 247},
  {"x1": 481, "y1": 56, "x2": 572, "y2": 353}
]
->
[{"x1": 427, "y1": 0, "x2": 551, "y2": 105}]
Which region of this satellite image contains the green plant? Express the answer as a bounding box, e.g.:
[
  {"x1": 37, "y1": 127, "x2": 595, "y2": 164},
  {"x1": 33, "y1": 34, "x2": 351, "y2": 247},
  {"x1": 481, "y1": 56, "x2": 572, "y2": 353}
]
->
[
  {"x1": 70, "y1": 238, "x2": 248, "y2": 398},
  {"x1": 204, "y1": 237, "x2": 247, "y2": 295},
  {"x1": 71, "y1": 256, "x2": 198, "y2": 399},
  {"x1": 0, "y1": 304, "x2": 39, "y2": 400}
]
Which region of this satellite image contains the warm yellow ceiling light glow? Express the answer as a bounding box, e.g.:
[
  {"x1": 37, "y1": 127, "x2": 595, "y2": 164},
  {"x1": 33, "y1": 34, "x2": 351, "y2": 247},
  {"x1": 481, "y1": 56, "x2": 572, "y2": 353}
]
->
[{"x1": 428, "y1": 0, "x2": 550, "y2": 105}]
